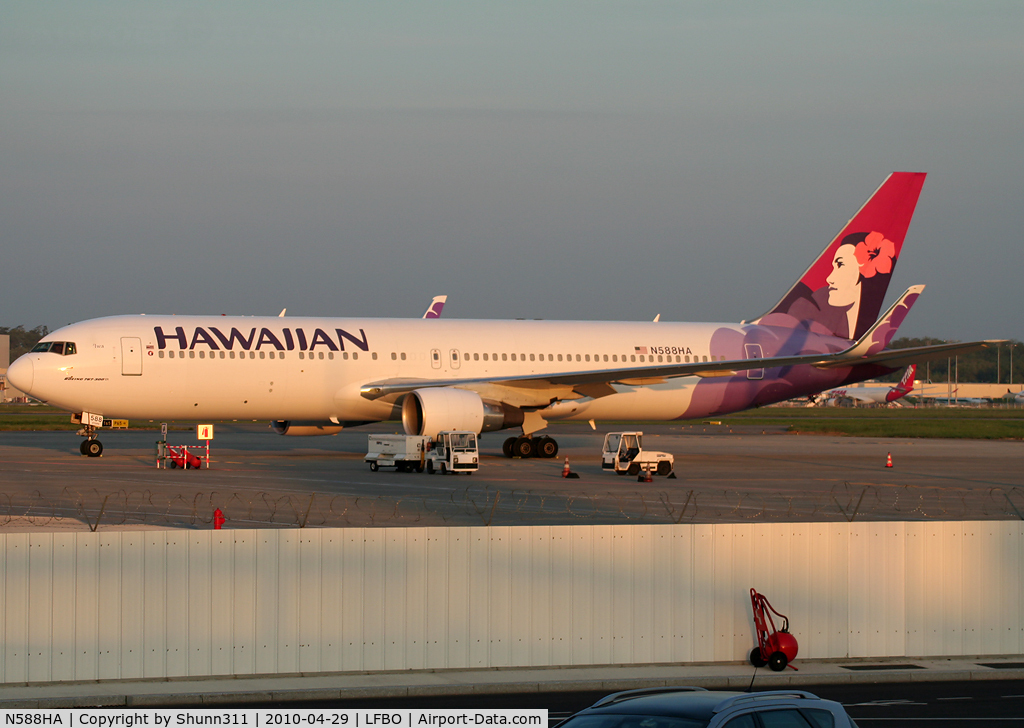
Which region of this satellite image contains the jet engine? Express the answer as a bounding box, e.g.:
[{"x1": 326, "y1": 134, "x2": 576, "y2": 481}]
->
[{"x1": 401, "y1": 388, "x2": 522, "y2": 436}]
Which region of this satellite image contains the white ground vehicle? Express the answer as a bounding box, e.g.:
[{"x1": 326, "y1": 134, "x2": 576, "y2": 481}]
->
[
  {"x1": 426, "y1": 430, "x2": 479, "y2": 474},
  {"x1": 365, "y1": 434, "x2": 430, "y2": 472},
  {"x1": 601, "y1": 431, "x2": 674, "y2": 476}
]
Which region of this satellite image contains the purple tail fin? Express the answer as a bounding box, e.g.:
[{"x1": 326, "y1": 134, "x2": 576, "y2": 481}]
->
[
  {"x1": 757, "y1": 172, "x2": 926, "y2": 340},
  {"x1": 423, "y1": 295, "x2": 447, "y2": 319}
]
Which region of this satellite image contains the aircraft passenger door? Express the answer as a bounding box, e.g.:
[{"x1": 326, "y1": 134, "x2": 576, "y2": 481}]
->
[
  {"x1": 121, "y1": 337, "x2": 143, "y2": 376},
  {"x1": 744, "y1": 343, "x2": 764, "y2": 380},
  {"x1": 430, "y1": 348, "x2": 442, "y2": 369},
  {"x1": 450, "y1": 349, "x2": 461, "y2": 369}
]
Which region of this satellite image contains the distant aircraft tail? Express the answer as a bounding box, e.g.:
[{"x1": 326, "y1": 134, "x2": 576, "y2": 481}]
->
[
  {"x1": 423, "y1": 295, "x2": 447, "y2": 319},
  {"x1": 886, "y1": 364, "x2": 916, "y2": 402},
  {"x1": 757, "y1": 172, "x2": 927, "y2": 340}
]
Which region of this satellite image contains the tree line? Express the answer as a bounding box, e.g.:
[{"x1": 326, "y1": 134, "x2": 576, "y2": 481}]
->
[
  {"x1": 883, "y1": 338, "x2": 1024, "y2": 387},
  {"x1": 1, "y1": 325, "x2": 50, "y2": 363}
]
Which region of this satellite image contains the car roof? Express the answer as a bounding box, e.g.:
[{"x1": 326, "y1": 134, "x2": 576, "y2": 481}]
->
[{"x1": 584, "y1": 689, "x2": 746, "y2": 720}]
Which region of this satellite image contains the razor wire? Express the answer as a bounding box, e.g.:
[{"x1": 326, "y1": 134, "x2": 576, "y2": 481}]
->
[{"x1": 2, "y1": 482, "x2": 1023, "y2": 530}]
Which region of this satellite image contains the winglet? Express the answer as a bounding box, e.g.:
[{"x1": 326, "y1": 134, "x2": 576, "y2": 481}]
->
[{"x1": 832, "y1": 285, "x2": 925, "y2": 361}]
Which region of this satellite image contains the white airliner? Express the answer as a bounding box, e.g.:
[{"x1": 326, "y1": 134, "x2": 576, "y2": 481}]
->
[
  {"x1": 820, "y1": 364, "x2": 916, "y2": 406},
  {"x1": 6, "y1": 173, "x2": 999, "y2": 458}
]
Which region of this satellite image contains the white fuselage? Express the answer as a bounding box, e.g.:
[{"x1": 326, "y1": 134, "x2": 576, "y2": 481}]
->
[{"x1": 10, "y1": 313, "x2": 855, "y2": 428}]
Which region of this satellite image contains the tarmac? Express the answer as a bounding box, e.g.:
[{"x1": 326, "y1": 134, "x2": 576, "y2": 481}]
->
[
  {"x1": 2, "y1": 423, "x2": 1023, "y2": 529},
  {"x1": 2, "y1": 658, "x2": 1024, "y2": 708}
]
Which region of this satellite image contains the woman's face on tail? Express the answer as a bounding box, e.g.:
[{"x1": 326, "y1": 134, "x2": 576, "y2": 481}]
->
[{"x1": 826, "y1": 243, "x2": 861, "y2": 307}]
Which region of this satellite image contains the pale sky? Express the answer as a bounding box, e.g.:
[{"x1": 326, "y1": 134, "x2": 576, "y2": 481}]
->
[{"x1": 2, "y1": 2, "x2": 1022, "y2": 341}]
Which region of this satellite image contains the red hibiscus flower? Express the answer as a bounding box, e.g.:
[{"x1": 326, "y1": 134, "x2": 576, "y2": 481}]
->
[{"x1": 855, "y1": 231, "x2": 896, "y2": 278}]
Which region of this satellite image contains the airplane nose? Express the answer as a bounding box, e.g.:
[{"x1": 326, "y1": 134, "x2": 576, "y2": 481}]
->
[{"x1": 6, "y1": 356, "x2": 34, "y2": 393}]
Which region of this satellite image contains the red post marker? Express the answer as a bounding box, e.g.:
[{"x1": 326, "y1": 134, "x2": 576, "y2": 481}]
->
[{"x1": 213, "y1": 508, "x2": 226, "y2": 529}]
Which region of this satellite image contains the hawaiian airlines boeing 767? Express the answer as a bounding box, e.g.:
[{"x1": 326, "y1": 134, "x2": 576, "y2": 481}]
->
[{"x1": 6, "y1": 172, "x2": 999, "y2": 458}]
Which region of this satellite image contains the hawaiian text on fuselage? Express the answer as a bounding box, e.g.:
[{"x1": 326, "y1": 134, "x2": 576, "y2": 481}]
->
[{"x1": 154, "y1": 326, "x2": 370, "y2": 352}]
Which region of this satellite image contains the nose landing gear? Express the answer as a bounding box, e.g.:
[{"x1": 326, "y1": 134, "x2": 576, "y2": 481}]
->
[{"x1": 77, "y1": 422, "x2": 104, "y2": 458}]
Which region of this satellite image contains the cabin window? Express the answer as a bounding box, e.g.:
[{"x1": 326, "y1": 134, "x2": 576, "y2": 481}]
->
[
  {"x1": 189, "y1": 351, "x2": 196, "y2": 359},
  {"x1": 603, "y1": 354, "x2": 609, "y2": 362},
  {"x1": 351, "y1": 352, "x2": 356, "y2": 360},
  {"x1": 502, "y1": 353, "x2": 508, "y2": 361},
  {"x1": 391, "y1": 352, "x2": 397, "y2": 360},
  {"x1": 298, "y1": 352, "x2": 304, "y2": 360},
  {"x1": 702, "y1": 355, "x2": 708, "y2": 362},
  {"x1": 257, "y1": 351, "x2": 264, "y2": 359},
  {"x1": 270, "y1": 351, "x2": 277, "y2": 359},
  {"x1": 585, "y1": 354, "x2": 590, "y2": 362},
  {"x1": 483, "y1": 353, "x2": 488, "y2": 361},
  {"x1": 631, "y1": 355, "x2": 636, "y2": 362},
  {"x1": 575, "y1": 354, "x2": 581, "y2": 362},
  {"x1": 318, "y1": 352, "x2": 324, "y2": 360},
  {"x1": 511, "y1": 353, "x2": 516, "y2": 361},
  {"x1": 343, "y1": 352, "x2": 349, "y2": 359},
  {"x1": 548, "y1": 354, "x2": 553, "y2": 361},
  {"x1": 474, "y1": 353, "x2": 479, "y2": 361},
  {"x1": 371, "y1": 352, "x2": 377, "y2": 360},
  {"x1": 557, "y1": 354, "x2": 563, "y2": 362},
  {"x1": 329, "y1": 352, "x2": 335, "y2": 360},
  {"x1": 401, "y1": 353, "x2": 407, "y2": 360},
  {"x1": 658, "y1": 355, "x2": 663, "y2": 362}
]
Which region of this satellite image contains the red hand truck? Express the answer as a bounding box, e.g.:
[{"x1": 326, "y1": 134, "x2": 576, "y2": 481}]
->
[{"x1": 749, "y1": 588, "x2": 799, "y2": 671}]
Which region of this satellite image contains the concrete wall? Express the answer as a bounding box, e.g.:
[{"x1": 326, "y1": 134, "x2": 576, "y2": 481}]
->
[{"x1": 2, "y1": 522, "x2": 1022, "y2": 684}]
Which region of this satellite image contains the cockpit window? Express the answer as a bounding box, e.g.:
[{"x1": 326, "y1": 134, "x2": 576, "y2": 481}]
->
[{"x1": 30, "y1": 341, "x2": 77, "y2": 355}]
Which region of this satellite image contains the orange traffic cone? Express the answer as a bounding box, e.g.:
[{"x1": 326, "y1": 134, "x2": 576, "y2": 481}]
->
[
  {"x1": 885, "y1": 452, "x2": 893, "y2": 468},
  {"x1": 562, "y1": 457, "x2": 579, "y2": 479}
]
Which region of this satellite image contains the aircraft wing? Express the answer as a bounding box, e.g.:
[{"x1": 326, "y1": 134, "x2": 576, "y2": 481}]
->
[{"x1": 360, "y1": 286, "x2": 1002, "y2": 400}]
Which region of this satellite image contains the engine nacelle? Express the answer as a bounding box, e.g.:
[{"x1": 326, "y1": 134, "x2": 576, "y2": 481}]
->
[
  {"x1": 401, "y1": 388, "x2": 522, "y2": 435},
  {"x1": 270, "y1": 420, "x2": 347, "y2": 436}
]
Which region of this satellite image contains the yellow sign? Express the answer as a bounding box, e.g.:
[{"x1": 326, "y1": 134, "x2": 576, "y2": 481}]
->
[
  {"x1": 197, "y1": 424, "x2": 214, "y2": 440},
  {"x1": 110, "y1": 419, "x2": 129, "y2": 429}
]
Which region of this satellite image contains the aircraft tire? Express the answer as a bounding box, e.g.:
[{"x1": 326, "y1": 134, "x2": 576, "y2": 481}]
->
[
  {"x1": 502, "y1": 437, "x2": 517, "y2": 458},
  {"x1": 536, "y1": 437, "x2": 558, "y2": 458},
  {"x1": 513, "y1": 436, "x2": 534, "y2": 458},
  {"x1": 80, "y1": 440, "x2": 90, "y2": 456},
  {"x1": 86, "y1": 440, "x2": 103, "y2": 458}
]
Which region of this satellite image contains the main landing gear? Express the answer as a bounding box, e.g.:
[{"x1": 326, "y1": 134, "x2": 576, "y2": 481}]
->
[
  {"x1": 502, "y1": 435, "x2": 559, "y2": 459},
  {"x1": 78, "y1": 425, "x2": 103, "y2": 458}
]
